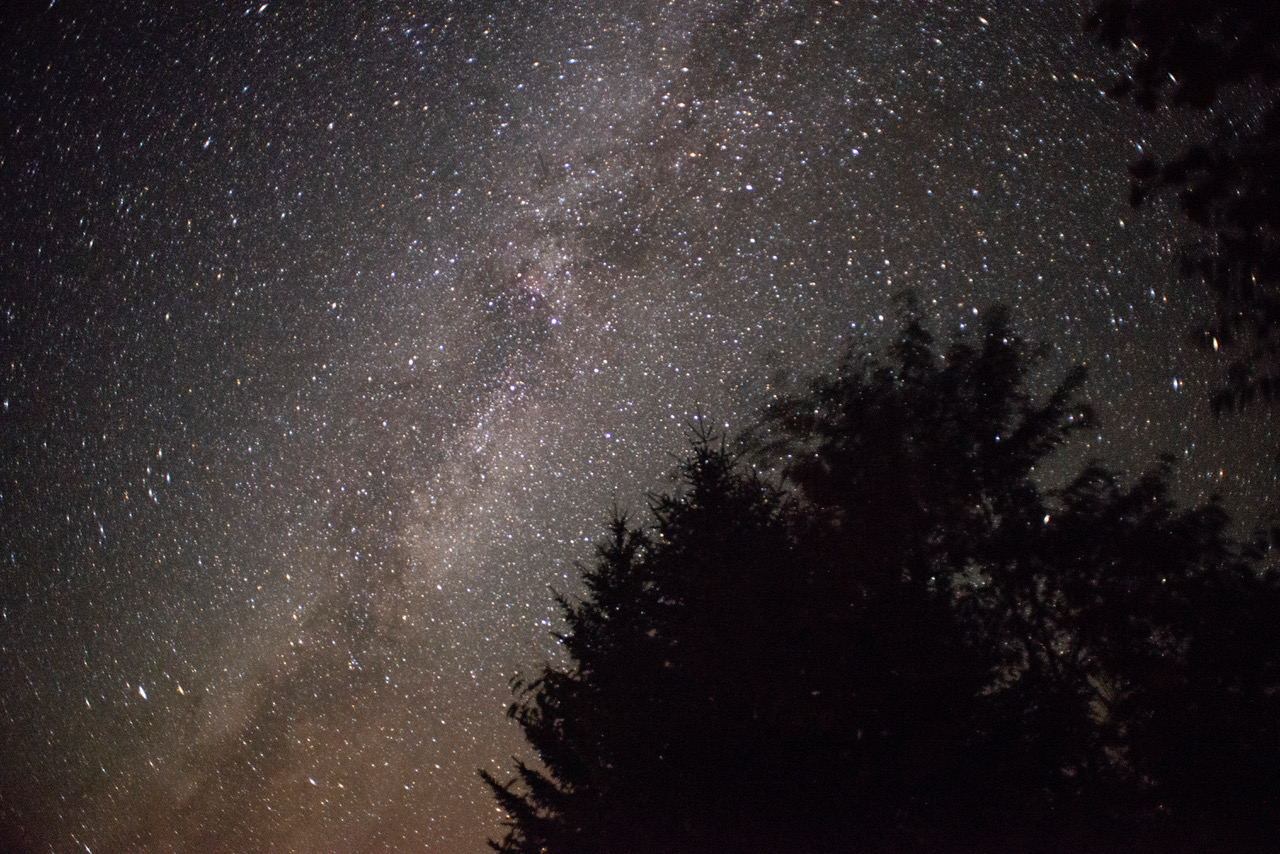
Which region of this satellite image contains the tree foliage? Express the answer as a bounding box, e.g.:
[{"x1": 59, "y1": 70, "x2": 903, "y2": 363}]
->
[
  {"x1": 483, "y1": 309, "x2": 1280, "y2": 852},
  {"x1": 1087, "y1": 1, "x2": 1280, "y2": 410}
]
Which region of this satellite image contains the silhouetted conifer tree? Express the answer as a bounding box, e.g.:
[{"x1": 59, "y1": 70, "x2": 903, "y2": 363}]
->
[{"x1": 484, "y1": 307, "x2": 1280, "y2": 852}]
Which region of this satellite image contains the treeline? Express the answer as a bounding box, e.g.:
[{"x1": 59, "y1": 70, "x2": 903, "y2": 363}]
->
[{"x1": 483, "y1": 308, "x2": 1280, "y2": 853}]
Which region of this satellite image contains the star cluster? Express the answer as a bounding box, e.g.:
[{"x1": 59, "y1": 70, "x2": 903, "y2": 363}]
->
[{"x1": 1, "y1": 1, "x2": 1275, "y2": 851}]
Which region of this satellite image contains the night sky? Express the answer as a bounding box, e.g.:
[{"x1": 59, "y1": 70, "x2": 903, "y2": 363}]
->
[{"x1": 2, "y1": 2, "x2": 1277, "y2": 851}]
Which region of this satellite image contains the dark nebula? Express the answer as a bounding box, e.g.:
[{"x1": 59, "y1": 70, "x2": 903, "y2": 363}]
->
[{"x1": 1, "y1": 2, "x2": 1275, "y2": 851}]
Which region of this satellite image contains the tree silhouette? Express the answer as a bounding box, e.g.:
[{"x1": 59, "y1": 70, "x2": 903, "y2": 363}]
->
[
  {"x1": 484, "y1": 307, "x2": 1280, "y2": 852},
  {"x1": 1087, "y1": 1, "x2": 1280, "y2": 410}
]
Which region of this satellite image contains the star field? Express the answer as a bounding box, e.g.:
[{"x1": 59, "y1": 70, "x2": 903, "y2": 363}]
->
[{"x1": 1, "y1": 2, "x2": 1276, "y2": 851}]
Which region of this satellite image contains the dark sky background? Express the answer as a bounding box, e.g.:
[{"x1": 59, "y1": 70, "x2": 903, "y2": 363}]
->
[{"x1": 1, "y1": 1, "x2": 1276, "y2": 851}]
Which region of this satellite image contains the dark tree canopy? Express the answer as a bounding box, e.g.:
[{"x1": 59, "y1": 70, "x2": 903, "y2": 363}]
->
[
  {"x1": 1087, "y1": 1, "x2": 1280, "y2": 410},
  {"x1": 483, "y1": 309, "x2": 1280, "y2": 853}
]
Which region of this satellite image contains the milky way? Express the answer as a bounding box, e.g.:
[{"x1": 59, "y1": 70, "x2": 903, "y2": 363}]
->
[{"x1": 2, "y1": 2, "x2": 1276, "y2": 851}]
